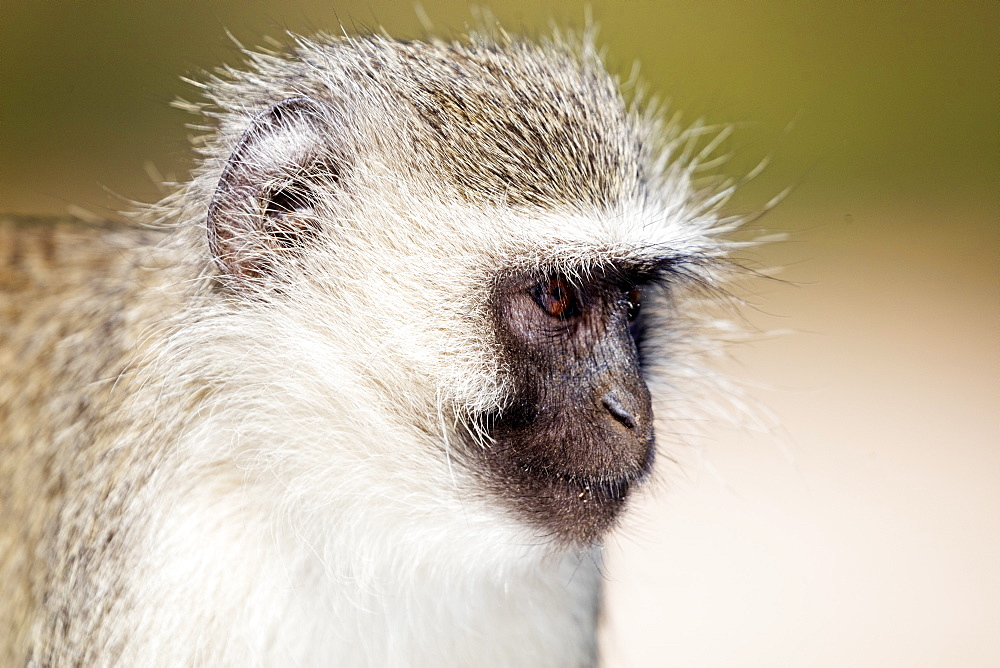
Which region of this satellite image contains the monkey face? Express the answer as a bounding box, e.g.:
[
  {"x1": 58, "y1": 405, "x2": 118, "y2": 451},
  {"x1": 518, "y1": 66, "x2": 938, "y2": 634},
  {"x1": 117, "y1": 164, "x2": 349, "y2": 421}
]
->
[
  {"x1": 478, "y1": 265, "x2": 660, "y2": 545},
  {"x1": 201, "y1": 68, "x2": 727, "y2": 550}
]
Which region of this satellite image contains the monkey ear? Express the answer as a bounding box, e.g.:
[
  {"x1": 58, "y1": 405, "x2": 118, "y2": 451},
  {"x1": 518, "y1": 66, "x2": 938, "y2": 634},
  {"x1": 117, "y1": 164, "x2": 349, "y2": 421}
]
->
[{"x1": 207, "y1": 96, "x2": 346, "y2": 288}]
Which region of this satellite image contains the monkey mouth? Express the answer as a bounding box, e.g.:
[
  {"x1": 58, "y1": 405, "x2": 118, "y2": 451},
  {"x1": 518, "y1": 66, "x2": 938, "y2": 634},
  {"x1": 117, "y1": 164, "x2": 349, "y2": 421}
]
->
[
  {"x1": 483, "y1": 447, "x2": 655, "y2": 545},
  {"x1": 535, "y1": 467, "x2": 646, "y2": 503},
  {"x1": 520, "y1": 431, "x2": 657, "y2": 503}
]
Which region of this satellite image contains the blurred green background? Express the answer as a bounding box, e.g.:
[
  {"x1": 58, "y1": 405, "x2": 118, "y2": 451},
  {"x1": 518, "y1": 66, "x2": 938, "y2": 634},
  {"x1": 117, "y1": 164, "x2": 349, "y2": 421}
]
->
[
  {"x1": 2, "y1": 2, "x2": 997, "y2": 666},
  {"x1": 1, "y1": 1, "x2": 996, "y2": 213}
]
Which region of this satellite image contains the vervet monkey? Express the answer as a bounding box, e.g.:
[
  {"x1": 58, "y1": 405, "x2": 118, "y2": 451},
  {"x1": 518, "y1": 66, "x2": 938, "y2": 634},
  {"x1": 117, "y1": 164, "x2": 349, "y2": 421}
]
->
[{"x1": 0, "y1": 29, "x2": 738, "y2": 666}]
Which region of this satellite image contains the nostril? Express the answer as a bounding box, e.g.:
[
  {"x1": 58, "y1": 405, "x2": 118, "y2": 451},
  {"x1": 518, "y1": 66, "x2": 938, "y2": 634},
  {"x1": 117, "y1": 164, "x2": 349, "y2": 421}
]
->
[{"x1": 602, "y1": 392, "x2": 637, "y2": 431}]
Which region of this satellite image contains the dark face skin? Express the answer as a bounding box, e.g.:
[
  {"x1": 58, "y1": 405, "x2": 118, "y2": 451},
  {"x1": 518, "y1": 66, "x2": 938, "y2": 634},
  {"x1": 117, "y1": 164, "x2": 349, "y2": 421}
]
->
[{"x1": 478, "y1": 267, "x2": 656, "y2": 545}]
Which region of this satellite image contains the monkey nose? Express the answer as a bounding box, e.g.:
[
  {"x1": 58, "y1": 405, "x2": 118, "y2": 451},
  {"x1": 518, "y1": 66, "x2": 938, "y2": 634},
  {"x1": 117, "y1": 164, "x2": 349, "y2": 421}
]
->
[{"x1": 602, "y1": 391, "x2": 639, "y2": 431}]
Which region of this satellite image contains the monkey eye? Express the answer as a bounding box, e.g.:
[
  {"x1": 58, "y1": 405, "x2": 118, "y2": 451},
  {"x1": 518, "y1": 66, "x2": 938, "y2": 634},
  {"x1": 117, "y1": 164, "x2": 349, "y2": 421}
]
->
[
  {"x1": 529, "y1": 276, "x2": 580, "y2": 319},
  {"x1": 626, "y1": 287, "x2": 642, "y2": 321}
]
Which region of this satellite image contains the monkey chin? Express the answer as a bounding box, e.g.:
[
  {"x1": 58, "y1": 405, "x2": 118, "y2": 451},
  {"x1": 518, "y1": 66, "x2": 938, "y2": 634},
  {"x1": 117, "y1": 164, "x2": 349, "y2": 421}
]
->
[
  {"x1": 530, "y1": 468, "x2": 653, "y2": 547},
  {"x1": 479, "y1": 434, "x2": 657, "y2": 547}
]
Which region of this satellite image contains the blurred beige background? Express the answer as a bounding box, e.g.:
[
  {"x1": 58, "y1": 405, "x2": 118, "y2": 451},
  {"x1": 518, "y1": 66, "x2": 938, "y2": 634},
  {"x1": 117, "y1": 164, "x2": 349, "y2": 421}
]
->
[{"x1": 2, "y1": 2, "x2": 997, "y2": 666}]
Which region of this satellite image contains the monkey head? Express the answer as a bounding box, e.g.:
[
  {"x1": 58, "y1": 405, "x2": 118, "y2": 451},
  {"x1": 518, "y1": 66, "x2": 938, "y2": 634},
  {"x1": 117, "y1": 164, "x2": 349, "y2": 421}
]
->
[{"x1": 199, "y1": 35, "x2": 727, "y2": 548}]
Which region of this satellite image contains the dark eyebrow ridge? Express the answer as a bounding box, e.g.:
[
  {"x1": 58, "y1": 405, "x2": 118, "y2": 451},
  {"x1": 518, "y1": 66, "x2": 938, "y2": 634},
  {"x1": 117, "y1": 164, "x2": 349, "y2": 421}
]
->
[{"x1": 556, "y1": 252, "x2": 712, "y2": 290}]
